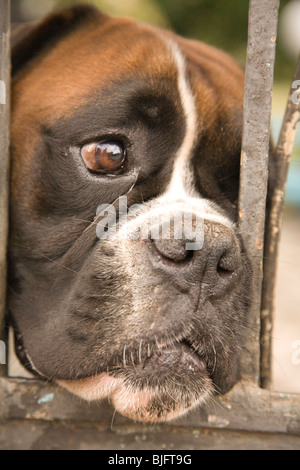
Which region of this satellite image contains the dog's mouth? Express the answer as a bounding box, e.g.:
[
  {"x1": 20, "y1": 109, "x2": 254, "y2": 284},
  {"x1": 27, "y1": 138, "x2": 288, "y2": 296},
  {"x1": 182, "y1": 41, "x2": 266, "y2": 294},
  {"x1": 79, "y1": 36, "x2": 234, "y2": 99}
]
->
[
  {"x1": 58, "y1": 338, "x2": 213, "y2": 422},
  {"x1": 144, "y1": 339, "x2": 207, "y2": 372},
  {"x1": 111, "y1": 339, "x2": 207, "y2": 380}
]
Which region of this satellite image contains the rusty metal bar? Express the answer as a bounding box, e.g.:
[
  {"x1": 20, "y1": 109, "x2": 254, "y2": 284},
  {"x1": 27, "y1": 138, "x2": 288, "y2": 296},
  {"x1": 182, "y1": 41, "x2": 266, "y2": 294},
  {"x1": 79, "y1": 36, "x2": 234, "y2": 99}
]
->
[
  {"x1": 0, "y1": 0, "x2": 11, "y2": 374},
  {"x1": 260, "y1": 54, "x2": 300, "y2": 389},
  {"x1": 238, "y1": 0, "x2": 279, "y2": 383},
  {"x1": 5, "y1": 376, "x2": 300, "y2": 433}
]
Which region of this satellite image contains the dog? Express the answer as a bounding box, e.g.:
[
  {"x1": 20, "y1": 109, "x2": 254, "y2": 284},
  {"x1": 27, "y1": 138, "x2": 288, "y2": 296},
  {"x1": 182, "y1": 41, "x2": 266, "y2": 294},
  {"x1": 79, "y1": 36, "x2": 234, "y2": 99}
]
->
[{"x1": 8, "y1": 5, "x2": 273, "y2": 423}]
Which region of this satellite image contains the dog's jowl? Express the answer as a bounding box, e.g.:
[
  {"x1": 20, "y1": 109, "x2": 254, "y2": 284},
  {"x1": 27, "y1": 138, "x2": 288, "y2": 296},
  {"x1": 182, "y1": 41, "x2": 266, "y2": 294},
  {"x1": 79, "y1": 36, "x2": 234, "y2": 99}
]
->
[{"x1": 8, "y1": 5, "x2": 260, "y2": 422}]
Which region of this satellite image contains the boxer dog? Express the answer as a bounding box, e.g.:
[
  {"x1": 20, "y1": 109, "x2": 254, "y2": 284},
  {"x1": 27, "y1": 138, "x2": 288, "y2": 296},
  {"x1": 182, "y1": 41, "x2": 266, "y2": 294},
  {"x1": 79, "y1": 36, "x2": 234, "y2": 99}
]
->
[{"x1": 8, "y1": 5, "x2": 270, "y2": 422}]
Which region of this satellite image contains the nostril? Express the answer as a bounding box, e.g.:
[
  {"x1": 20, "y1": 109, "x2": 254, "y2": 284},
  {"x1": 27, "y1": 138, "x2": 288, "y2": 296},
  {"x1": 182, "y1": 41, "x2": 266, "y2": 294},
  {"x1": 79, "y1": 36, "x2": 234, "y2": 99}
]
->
[
  {"x1": 217, "y1": 263, "x2": 234, "y2": 277},
  {"x1": 217, "y1": 248, "x2": 241, "y2": 277},
  {"x1": 152, "y1": 238, "x2": 193, "y2": 263}
]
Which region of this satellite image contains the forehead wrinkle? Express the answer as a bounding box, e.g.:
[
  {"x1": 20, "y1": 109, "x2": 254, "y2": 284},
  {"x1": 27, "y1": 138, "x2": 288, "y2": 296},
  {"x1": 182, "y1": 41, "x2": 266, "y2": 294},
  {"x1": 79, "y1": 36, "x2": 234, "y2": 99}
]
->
[{"x1": 40, "y1": 76, "x2": 182, "y2": 145}]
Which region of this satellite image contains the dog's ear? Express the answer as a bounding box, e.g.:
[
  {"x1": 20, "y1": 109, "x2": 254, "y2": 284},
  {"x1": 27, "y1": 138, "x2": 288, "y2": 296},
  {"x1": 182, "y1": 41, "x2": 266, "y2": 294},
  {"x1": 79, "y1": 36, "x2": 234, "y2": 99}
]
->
[{"x1": 12, "y1": 5, "x2": 103, "y2": 77}]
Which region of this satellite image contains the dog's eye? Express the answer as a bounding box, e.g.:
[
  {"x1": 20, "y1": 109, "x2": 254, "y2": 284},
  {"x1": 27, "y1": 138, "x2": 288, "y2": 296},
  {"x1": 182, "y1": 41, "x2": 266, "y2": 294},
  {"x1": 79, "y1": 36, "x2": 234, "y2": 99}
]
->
[{"x1": 81, "y1": 140, "x2": 126, "y2": 174}]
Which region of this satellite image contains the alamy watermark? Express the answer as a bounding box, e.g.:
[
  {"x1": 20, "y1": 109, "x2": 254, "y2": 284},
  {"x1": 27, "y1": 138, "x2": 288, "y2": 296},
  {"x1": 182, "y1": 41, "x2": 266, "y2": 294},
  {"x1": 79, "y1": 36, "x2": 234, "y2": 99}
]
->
[
  {"x1": 96, "y1": 196, "x2": 204, "y2": 250},
  {"x1": 0, "y1": 80, "x2": 6, "y2": 105},
  {"x1": 291, "y1": 340, "x2": 300, "y2": 366},
  {"x1": 1, "y1": 80, "x2": 7, "y2": 363},
  {"x1": 292, "y1": 80, "x2": 300, "y2": 105},
  {"x1": 0, "y1": 340, "x2": 6, "y2": 365}
]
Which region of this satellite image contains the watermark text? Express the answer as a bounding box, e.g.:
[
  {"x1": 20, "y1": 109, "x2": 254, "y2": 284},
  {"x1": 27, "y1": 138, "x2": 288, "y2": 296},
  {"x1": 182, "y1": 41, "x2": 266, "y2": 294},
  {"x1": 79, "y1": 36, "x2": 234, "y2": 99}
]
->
[
  {"x1": 96, "y1": 196, "x2": 204, "y2": 250},
  {"x1": 0, "y1": 80, "x2": 6, "y2": 105},
  {"x1": 292, "y1": 80, "x2": 300, "y2": 105},
  {"x1": 291, "y1": 340, "x2": 300, "y2": 365},
  {"x1": 0, "y1": 340, "x2": 6, "y2": 365}
]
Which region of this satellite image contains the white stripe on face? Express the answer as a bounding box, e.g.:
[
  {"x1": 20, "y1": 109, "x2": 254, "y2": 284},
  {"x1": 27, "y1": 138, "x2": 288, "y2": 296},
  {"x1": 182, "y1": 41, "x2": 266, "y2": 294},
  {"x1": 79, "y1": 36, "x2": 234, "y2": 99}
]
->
[
  {"x1": 159, "y1": 41, "x2": 234, "y2": 230},
  {"x1": 165, "y1": 41, "x2": 198, "y2": 197}
]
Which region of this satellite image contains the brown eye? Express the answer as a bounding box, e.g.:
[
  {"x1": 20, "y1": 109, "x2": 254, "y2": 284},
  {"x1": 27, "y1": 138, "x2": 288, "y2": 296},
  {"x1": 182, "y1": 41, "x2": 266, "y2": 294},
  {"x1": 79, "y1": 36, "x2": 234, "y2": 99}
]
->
[{"x1": 81, "y1": 140, "x2": 126, "y2": 174}]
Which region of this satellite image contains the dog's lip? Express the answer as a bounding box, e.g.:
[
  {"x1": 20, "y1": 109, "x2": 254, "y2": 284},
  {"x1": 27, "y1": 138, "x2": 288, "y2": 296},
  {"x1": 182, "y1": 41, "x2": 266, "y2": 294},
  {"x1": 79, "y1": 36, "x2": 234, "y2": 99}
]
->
[
  {"x1": 58, "y1": 338, "x2": 207, "y2": 382},
  {"x1": 57, "y1": 338, "x2": 211, "y2": 419},
  {"x1": 57, "y1": 339, "x2": 207, "y2": 390},
  {"x1": 144, "y1": 340, "x2": 207, "y2": 372},
  {"x1": 101, "y1": 338, "x2": 207, "y2": 376}
]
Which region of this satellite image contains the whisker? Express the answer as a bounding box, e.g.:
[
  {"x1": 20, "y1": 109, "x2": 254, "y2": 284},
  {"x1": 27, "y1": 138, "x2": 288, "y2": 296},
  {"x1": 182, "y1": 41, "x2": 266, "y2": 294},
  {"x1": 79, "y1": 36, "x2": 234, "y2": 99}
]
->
[
  {"x1": 139, "y1": 339, "x2": 143, "y2": 364},
  {"x1": 110, "y1": 409, "x2": 117, "y2": 431},
  {"x1": 123, "y1": 344, "x2": 127, "y2": 368},
  {"x1": 12, "y1": 242, "x2": 79, "y2": 274}
]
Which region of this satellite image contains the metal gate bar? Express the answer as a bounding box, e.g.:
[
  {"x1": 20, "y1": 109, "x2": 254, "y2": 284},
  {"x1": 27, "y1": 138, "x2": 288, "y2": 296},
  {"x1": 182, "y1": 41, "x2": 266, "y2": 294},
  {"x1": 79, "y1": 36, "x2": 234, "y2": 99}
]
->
[
  {"x1": 238, "y1": 0, "x2": 279, "y2": 383},
  {"x1": 261, "y1": 54, "x2": 300, "y2": 388},
  {"x1": 0, "y1": 0, "x2": 11, "y2": 375}
]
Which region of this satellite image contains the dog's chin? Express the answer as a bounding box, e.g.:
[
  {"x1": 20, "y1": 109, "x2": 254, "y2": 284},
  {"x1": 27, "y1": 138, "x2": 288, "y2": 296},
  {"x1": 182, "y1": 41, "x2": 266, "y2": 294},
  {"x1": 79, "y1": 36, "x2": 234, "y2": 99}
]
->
[{"x1": 57, "y1": 342, "x2": 213, "y2": 422}]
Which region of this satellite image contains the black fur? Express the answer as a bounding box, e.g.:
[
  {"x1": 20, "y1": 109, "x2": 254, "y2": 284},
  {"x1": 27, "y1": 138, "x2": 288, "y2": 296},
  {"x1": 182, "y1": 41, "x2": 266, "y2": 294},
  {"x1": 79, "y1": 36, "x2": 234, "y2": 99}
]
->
[{"x1": 12, "y1": 5, "x2": 101, "y2": 76}]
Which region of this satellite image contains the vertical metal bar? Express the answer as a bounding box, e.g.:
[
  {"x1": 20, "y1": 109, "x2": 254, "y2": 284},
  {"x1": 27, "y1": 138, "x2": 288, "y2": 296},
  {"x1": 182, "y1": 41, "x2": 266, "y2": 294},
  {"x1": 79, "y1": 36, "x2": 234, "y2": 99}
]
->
[
  {"x1": 0, "y1": 0, "x2": 11, "y2": 374},
  {"x1": 238, "y1": 0, "x2": 279, "y2": 383},
  {"x1": 260, "y1": 55, "x2": 300, "y2": 389}
]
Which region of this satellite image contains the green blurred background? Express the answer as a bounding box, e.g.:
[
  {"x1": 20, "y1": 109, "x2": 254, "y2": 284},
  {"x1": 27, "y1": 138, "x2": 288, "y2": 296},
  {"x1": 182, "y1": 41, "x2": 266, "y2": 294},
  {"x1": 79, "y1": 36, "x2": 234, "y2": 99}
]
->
[{"x1": 11, "y1": 0, "x2": 300, "y2": 205}]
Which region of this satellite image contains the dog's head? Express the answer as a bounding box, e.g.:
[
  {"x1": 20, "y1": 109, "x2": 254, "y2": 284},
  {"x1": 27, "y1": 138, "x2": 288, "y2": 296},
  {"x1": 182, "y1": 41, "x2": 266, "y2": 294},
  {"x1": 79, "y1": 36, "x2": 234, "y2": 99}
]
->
[{"x1": 9, "y1": 6, "x2": 253, "y2": 422}]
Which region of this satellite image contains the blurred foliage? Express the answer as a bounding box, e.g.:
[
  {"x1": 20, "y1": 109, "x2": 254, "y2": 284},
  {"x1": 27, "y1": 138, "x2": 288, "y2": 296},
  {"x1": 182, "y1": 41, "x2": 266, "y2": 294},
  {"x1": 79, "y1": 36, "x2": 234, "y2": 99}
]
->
[
  {"x1": 54, "y1": 0, "x2": 170, "y2": 27},
  {"x1": 11, "y1": 0, "x2": 297, "y2": 81},
  {"x1": 158, "y1": 0, "x2": 296, "y2": 82}
]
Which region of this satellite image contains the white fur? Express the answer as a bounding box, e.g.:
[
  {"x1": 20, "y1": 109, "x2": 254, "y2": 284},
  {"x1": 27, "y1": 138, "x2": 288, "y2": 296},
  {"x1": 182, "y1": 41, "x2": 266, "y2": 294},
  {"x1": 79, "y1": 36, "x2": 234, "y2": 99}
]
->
[{"x1": 159, "y1": 41, "x2": 234, "y2": 229}]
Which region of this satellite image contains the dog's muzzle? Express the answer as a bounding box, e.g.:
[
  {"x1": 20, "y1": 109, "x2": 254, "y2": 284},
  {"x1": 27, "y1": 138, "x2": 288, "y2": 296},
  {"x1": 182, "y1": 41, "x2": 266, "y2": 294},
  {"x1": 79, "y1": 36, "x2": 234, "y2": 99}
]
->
[{"x1": 57, "y1": 202, "x2": 245, "y2": 422}]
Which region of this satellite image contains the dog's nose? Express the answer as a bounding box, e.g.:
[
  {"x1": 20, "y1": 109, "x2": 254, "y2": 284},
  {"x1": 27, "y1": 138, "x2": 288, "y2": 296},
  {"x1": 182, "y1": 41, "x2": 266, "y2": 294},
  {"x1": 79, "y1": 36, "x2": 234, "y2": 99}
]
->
[
  {"x1": 149, "y1": 220, "x2": 242, "y2": 295},
  {"x1": 152, "y1": 238, "x2": 191, "y2": 262}
]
